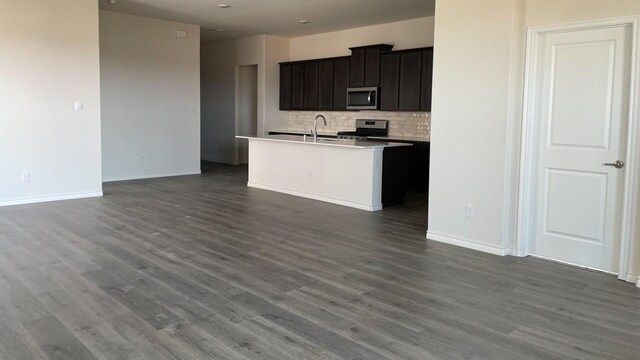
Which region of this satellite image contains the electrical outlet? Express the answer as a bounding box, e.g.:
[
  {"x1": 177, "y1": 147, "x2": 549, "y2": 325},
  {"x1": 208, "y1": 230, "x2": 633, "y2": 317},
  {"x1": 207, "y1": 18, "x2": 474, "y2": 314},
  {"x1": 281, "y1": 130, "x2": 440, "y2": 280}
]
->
[
  {"x1": 74, "y1": 101, "x2": 83, "y2": 111},
  {"x1": 466, "y1": 204, "x2": 475, "y2": 219},
  {"x1": 21, "y1": 172, "x2": 30, "y2": 183},
  {"x1": 219, "y1": 145, "x2": 224, "y2": 151},
  {"x1": 138, "y1": 156, "x2": 144, "y2": 164}
]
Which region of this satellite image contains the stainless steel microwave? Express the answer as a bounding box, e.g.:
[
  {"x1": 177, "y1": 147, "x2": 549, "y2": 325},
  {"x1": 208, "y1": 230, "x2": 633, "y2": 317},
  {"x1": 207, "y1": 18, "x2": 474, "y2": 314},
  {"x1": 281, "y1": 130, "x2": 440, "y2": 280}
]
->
[{"x1": 346, "y1": 87, "x2": 379, "y2": 110}]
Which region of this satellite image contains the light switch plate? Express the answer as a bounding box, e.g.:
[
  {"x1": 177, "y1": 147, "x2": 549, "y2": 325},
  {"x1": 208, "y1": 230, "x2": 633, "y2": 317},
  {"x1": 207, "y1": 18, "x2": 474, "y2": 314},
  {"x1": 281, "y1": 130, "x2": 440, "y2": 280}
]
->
[
  {"x1": 74, "y1": 101, "x2": 83, "y2": 111},
  {"x1": 177, "y1": 30, "x2": 187, "y2": 38}
]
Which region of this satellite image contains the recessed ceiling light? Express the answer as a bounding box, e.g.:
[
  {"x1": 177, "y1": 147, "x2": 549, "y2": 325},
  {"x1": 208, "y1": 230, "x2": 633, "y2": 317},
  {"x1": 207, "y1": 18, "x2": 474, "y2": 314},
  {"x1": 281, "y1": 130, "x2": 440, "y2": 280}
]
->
[
  {"x1": 208, "y1": 28, "x2": 227, "y2": 32},
  {"x1": 218, "y1": 4, "x2": 231, "y2": 8},
  {"x1": 299, "y1": 20, "x2": 311, "y2": 24},
  {"x1": 108, "y1": 0, "x2": 117, "y2": 4}
]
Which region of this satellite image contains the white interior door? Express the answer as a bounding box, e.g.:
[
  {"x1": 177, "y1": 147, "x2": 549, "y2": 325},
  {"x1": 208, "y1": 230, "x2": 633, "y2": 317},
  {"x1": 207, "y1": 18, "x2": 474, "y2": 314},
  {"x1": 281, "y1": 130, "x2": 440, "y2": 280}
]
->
[{"x1": 530, "y1": 25, "x2": 632, "y2": 273}]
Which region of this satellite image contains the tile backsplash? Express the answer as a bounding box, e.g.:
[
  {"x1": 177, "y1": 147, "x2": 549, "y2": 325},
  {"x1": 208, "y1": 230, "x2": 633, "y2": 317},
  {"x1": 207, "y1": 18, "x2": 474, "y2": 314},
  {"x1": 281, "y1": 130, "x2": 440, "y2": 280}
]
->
[{"x1": 287, "y1": 111, "x2": 431, "y2": 141}]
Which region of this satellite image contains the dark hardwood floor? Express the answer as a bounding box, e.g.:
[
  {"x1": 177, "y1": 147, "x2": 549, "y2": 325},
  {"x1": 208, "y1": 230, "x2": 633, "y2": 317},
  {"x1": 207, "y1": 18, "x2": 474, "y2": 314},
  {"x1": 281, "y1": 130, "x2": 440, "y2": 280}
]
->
[{"x1": 0, "y1": 162, "x2": 638, "y2": 360}]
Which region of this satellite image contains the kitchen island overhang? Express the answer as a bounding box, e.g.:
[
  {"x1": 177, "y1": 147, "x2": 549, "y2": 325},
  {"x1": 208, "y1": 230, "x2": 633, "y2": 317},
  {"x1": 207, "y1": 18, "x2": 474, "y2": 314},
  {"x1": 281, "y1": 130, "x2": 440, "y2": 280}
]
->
[{"x1": 237, "y1": 135, "x2": 412, "y2": 211}]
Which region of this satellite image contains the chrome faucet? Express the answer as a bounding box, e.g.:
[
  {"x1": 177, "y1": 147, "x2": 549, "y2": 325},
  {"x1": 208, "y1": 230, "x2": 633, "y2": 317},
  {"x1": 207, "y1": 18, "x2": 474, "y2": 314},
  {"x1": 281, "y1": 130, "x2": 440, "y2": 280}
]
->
[{"x1": 313, "y1": 115, "x2": 327, "y2": 142}]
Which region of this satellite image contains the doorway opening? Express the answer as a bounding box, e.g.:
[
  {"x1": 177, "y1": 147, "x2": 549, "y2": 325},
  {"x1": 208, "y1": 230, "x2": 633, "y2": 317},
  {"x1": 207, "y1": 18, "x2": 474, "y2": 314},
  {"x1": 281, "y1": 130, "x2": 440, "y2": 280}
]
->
[{"x1": 236, "y1": 65, "x2": 258, "y2": 165}]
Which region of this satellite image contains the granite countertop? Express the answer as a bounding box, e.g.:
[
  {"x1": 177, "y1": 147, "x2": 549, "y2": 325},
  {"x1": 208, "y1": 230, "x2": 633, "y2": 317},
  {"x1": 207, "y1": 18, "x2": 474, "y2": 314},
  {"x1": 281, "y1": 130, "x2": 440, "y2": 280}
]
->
[
  {"x1": 236, "y1": 135, "x2": 413, "y2": 149},
  {"x1": 268, "y1": 130, "x2": 430, "y2": 143}
]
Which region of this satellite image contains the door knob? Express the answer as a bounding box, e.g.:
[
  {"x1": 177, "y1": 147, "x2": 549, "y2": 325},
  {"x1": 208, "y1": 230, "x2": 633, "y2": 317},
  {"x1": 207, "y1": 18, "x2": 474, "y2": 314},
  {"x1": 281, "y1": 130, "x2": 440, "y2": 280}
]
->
[{"x1": 604, "y1": 160, "x2": 625, "y2": 169}]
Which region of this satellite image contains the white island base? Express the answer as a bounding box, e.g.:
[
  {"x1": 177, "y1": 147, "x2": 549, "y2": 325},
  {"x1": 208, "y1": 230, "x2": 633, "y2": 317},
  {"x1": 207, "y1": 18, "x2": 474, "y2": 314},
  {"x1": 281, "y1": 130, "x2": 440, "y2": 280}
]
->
[{"x1": 239, "y1": 136, "x2": 410, "y2": 211}]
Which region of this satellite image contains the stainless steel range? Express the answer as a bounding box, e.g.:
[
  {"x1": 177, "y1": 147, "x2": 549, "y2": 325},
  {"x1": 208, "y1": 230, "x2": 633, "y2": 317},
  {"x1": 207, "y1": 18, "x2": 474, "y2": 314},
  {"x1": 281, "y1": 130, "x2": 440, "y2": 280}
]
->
[{"x1": 337, "y1": 119, "x2": 388, "y2": 140}]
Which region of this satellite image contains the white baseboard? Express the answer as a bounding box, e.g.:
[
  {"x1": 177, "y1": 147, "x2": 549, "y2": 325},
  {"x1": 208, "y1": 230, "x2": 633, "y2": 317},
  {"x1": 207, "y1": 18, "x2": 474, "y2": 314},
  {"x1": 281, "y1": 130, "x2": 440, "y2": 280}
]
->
[
  {"x1": 625, "y1": 273, "x2": 640, "y2": 287},
  {"x1": 426, "y1": 231, "x2": 510, "y2": 256},
  {"x1": 248, "y1": 182, "x2": 382, "y2": 212},
  {"x1": 201, "y1": 156, "x2": 238, "y2": 165},
  {"x1": 102, "y1": 169, "x2": 201, "y2": 183},
  {"x1": 504, "y1": 247, "x2": 518, "y2": 256},
  {"x1": 0, "y1": 191, "x2": 103, "y2": 207}
]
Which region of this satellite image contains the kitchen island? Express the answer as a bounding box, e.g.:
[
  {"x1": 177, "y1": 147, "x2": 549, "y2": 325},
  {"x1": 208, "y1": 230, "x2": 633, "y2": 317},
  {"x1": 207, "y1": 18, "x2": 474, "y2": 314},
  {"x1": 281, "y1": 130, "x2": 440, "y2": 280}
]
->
[
  {"x1": 237, "y1": 135, "x2": 412, "y2": 211},
  {"x1": 269, "y1": 130, "x2": 431, "y2": 193}
]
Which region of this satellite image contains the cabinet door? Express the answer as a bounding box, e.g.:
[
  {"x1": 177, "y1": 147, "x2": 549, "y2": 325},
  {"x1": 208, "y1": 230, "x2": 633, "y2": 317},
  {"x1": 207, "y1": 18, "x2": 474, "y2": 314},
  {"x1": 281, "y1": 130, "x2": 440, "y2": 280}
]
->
[
  {"x1": 318, "y1": 60, "x2": 333, "y2": 110},
  {"x1": 364, "y1": 47, "x2": 382, "y2": 87},
  {"x1": 380, "y1": 53, "x2": 400, "y2": 111},
  {"x1": 406, "y1": 142, "x2": 430, "y2": 192},
  {"x1": 350, "y1": 48, "x2": 365, "y2": 87},
  {"x1": 333, "y1": 57, "x2": 350, "y2": 110},
  {"x1": 303, "y1": 62, "x2": 319, "y2": 110},
  {"x1": 291, "y1": 63, "x2": 304, "y2": 110},
  {"x1": 420, "y1": 48, "x2": 433, "y2": 111},
  {"x1": 399, "y1": 51, "x2": 422, "y2": 111},
  {"x1": 279, "y1": 63, "x2": 292, "y2": 110}
]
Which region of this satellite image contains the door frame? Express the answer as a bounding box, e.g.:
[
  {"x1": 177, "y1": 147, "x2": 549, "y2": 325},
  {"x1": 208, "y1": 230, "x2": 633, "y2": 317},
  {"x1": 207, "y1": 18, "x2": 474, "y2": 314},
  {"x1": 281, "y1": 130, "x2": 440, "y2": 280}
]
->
[{"x1": 516, "y1": 15, "x2": 640, "y2": 282}]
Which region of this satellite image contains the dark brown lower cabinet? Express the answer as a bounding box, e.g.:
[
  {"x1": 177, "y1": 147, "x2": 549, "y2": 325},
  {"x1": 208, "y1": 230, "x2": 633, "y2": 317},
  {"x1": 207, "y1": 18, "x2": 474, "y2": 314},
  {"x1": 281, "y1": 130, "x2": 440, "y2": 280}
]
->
[
  {"x1": 382, "y1": 147, "x2": 408, "y2": 207},
  {"x1": 407, "y1": 141, "x2": 430, "y2": 194}
]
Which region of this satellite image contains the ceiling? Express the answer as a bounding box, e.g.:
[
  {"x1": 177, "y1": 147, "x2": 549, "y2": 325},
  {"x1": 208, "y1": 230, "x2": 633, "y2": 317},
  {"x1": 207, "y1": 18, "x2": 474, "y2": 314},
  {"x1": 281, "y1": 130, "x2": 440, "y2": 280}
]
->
[{"x1": 99, "y1": 0, "x2": 435, "y2": 44}]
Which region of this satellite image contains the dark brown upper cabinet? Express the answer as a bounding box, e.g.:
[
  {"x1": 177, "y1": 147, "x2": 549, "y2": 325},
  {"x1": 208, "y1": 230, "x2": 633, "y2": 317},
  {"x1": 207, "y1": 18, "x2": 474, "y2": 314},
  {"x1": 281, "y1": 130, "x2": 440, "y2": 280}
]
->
[
  {"x1": 399, "y1": 50, "x2": 422, "y2": 111},
  {"x1": 332, "y1": 57, "x2": 350, "y2": 110},
  {"x1": 303, "y1": 62, "x2": 318, "y2": 110},
  {"x1": 420, "y1": 48, "x2": 434, "y2": 111},
  {"x1": 279, "y1": 45, "x2": 431, "y2": 112},
  {"x1": 349, "y1": 44, "x2": 393, "y2": 87},
  {"x1": 380, "y1": 52, "x2": 400, "y2": 111},
  {"x1": 379, "y1": 47, "x2": 433, "y2": 111},
  {"x1": 365, "y1": 46, "x2": 386, "y2": 86},
  {"x1": 349, "y1": 48, "x2": 365, "y2": 87},
  {"x1": 318, "y1": 59, "x2": 334, "y2": 110},
  {"x1": 291, "y1": 62, "x2": 304, "y2": 110},
  {"x1": 279, "y1": 63, "x2": 292, "y2": 110}
]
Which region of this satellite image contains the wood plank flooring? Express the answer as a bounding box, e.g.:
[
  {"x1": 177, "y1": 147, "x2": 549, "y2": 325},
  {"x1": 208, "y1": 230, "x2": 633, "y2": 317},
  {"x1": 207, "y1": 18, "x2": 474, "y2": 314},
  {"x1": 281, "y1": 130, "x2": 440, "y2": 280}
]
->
[{"x1": 0, "y1": 162, "x2": 638, "y2": 360}]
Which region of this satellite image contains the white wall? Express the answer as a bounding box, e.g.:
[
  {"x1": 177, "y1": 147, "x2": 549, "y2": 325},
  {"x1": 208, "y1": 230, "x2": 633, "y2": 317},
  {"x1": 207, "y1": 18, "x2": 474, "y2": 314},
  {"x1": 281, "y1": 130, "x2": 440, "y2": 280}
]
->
[
  {"x1": 238, "y1": 65, "x2": 258, "y2": 164},
  {"x1": 428, "y1": 0, "x2": 518, "y2": 254},
  {"x1": 0, "y1": 0, "x2": 103, "y2": 206},
  {"x1": 264, "y1": 36, "x2": 292, "y2": 133},
  {"x1": 428, "y1": 0, "x2": 640, "y2": 280},
  {"x1": 201, "y1": 35, "x2": 289, "y2": 164},
  {"x1": 290, "y1": 17, "x2": 435, "y2": 60},
  {"x1": 100, "y1": 11, "x2": 201, "y2": 181}
]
